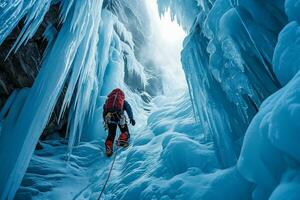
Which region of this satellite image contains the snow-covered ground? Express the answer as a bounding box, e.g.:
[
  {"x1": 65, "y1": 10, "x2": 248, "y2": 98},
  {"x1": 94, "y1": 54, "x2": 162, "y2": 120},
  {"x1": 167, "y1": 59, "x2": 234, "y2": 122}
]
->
[
  {"x1": 15, "y1": 90, "x2": 253, "y2": 200},
  {"x1": 15, "y1": 91, "x2": 225, "y2": 200}
]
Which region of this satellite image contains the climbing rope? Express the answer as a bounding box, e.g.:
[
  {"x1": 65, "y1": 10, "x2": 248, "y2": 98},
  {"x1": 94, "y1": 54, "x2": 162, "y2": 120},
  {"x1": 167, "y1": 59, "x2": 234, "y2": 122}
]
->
[{"x1": 97, "y1": 144, "x2": 120, "y2": 200}]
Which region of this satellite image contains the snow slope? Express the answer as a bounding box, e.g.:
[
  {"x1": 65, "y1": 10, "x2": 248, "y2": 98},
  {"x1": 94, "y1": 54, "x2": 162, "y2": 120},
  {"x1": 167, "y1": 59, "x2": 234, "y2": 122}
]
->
[{"x1": 16, "y1": 91, "x2": 252, "y2": 200}]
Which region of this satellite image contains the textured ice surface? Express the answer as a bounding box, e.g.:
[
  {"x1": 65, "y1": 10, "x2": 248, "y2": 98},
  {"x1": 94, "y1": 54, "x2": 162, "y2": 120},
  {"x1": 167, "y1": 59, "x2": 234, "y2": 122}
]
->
[
  {"x1": 0, "y1": 0, "x2": 152, "y2": 198},
  {"x1": 273, "y1": 21, "x2": 300, "y2": 85},
  {"x1": 157, "y1": 0, "x2": 201, "y2": 31},
  {"x1": 0, "y1": 0, "x2": 51, "y2": 50},
  {"x1": 15, "y1": 139, "x2": 104, "y2": 199},
  {"x1": 238, "y1": 71, "x2": 300, "y2": 199},
  {"x1": 1, "y1": 0, "x2": 300, "y2": 199},
  {"x1": 180, "y1": 0, "x2": 285, "y2": 167},
  {"x1": 159, "y1": 0, "x2": 300, "y2": 199},
  {"x1": 0, "y1": 1, "x2": 106, "y2": 197},
  {"x1": 238, "y1": 2, "x2": 300, "y2": 198},
  {"x1": 16, "y1": 92, "x2": 252, "y2": 200}
]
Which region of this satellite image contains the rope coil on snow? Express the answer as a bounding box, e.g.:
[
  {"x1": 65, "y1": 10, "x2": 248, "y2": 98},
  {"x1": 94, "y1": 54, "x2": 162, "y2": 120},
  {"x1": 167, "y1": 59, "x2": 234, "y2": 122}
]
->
[{"x1": 97, "y1": 143, "x2": 120, "y2": 200}]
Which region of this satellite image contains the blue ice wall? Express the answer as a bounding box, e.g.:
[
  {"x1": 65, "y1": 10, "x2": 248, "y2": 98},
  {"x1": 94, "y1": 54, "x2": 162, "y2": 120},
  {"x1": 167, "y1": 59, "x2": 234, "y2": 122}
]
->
[
  {"x1": 0, "y1": 1, "x2": 104, "y2": 197},
  {"x1": 159, "y1": 0, "x2": 300, "y2": 198},
  {"x1": 159, "y1": 0, "x2": 286, "y2": 167},
  {"x1": 0, "y1": 0, "x2": 150, "y2": 198},
  {"x1": 238, "y1": 1, "x2": 300, "y2": 198}
]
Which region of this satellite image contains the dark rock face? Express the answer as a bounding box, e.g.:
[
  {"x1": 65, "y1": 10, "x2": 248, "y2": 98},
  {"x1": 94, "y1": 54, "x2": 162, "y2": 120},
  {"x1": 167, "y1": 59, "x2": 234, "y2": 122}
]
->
[
  {"x1": 0, "y1": 3, "x2": 68, "y2": 139},
  {"x1": 0, "y1": 28, "x2": 41, "y2": 108},
  {"x1": 0, "y1": 3, "x2": 61, "y2": 108}
]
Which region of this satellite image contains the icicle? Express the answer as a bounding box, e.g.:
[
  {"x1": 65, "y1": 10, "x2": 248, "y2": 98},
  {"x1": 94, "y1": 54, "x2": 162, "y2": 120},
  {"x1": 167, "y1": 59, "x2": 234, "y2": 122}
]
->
[{"x1": 0, "y1": 0, "x2": 104, "y2": 198}]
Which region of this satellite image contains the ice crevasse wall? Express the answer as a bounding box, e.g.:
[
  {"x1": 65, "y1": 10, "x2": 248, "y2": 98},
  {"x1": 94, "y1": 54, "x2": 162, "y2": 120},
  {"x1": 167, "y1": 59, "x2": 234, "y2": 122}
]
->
[
  {"x1": 1, "y1": 0, "x2": 300, "y2": 199},
  {"x1": 0, "y1": 0, "x2": 153, "y2": 198},
  {"x1": 158, "y1": 0, "x2": 300, "y2": 199}
]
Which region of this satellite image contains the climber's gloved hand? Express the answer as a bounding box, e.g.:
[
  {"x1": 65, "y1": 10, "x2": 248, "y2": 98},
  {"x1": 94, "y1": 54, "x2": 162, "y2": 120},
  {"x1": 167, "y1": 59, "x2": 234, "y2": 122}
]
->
[{"x1": 130, "y1": 118, "x2": 136, "y2": 126}]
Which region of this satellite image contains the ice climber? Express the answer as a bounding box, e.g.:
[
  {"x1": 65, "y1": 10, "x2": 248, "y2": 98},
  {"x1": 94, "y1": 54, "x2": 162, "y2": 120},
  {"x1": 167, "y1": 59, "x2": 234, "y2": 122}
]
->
[{"x1": 103, "y1": 88, "x2": 136, "y2": 157}]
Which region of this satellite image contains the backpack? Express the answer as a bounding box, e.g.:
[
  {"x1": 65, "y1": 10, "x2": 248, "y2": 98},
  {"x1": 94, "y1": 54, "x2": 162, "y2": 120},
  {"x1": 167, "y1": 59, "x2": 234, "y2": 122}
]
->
[{"x1": 104, "y1": 88, "x2": 125, "y2": 113}]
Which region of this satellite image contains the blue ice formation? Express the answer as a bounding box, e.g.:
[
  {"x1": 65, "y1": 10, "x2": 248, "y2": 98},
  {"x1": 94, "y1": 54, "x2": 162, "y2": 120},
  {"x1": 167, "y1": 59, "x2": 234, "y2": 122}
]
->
[
  {"x1": 0, "y1": 0, "x2": 148, "y2": 198},
  {"x1": 169, "y1": 0, "x2": 300, "y2": 199},
  {"x1": 0, "y1": 0, "x2": 300, "y2": 199},
  {"x1": 238, "y1": 1, "x2": 300, "y2": 198},
  {"x1": 179, "y1": 0, "x2": 285, "y2": 167}
]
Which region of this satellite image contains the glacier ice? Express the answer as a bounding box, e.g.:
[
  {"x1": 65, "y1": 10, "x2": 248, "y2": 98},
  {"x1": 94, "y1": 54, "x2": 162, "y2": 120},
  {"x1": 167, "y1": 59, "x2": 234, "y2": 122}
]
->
[
  {"x1": 273, "y1": 21, "x2": 300, "y2": 85},
  {"x1": 157, "y1": 0, "x2": 300, "y2": 199},
  {"x1": 0, "y1": 0, "x2": 105, "y2": 197},
  {"x1": 180, "y1": 0, "x2": 285, "y2": 167},
  {"x1": 238, "y1": 2, "x2": 300, "y2": 197},
  {"x1": 0, "y1": 0, "x2": 300, "y2": 199},
  {"x1": 157, "y1": 0, "x2": 201, "y2": 31},
  {"x1": 0, "y1": 0, "x2": 52, "y2": 53},
  {"x1": 0, "y1": 0, "x2": 152, "y2": 198}
]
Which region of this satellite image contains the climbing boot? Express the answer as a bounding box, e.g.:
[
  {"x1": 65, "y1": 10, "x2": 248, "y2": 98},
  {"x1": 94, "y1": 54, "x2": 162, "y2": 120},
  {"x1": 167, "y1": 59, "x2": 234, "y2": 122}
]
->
[
  {"x1": 105, "y1": 140, "x2": 113, "y2": 157},
  {"x1": 116, "y1": 132, "x2": 129, "y2": 147}
]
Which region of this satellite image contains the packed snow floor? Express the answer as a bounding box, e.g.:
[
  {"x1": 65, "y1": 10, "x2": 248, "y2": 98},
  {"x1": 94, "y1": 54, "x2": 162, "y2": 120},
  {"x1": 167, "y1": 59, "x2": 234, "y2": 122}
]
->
[{"x1": 15, "y1": 91, "x2": 251, "y2": 200}]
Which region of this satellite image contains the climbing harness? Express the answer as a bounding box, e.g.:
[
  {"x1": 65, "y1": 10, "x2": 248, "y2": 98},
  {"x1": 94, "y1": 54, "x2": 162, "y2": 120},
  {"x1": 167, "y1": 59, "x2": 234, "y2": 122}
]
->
[
  {"x1": 104, "y1": 112, "x2": 127, "y2": 127},
  {"x1": 97, "y1": 139, "x2": 120, "y2": 200}
]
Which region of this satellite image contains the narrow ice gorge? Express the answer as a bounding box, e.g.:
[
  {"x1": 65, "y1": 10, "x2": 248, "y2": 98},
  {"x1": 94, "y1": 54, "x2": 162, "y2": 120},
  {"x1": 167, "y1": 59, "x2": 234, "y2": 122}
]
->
[{"x1": 0, "y1": 0, "x2": 300, "y2": 199}]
